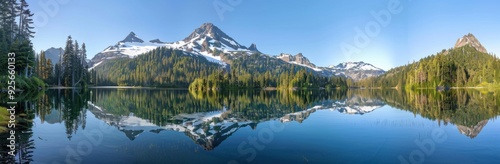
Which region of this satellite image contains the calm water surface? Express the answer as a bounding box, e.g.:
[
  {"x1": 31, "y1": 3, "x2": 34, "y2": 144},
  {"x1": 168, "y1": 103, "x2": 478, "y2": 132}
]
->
[{"x1": 1, "y1": 89, "x2": 499, "y2": 163}]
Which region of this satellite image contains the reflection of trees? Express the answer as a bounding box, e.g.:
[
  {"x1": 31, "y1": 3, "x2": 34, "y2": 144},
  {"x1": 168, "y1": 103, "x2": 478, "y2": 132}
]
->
[
  {"x1": 60, "y1": 90, "x2": 89, "y2": 139},
  {"x1": 37, "y1": 89, "x2": 89, "y2": 140},
  {"x1": 0, "y1": 91, "x2": 41, "y2": 163},
  {"x1": 1, "y1": 89, "x2": 89, "y2": 163},
  {"x1": 88, "y1": 89, "x2": 348, "y2": 150},
  {"x1": 190, "y1": 89, "x2": 347, "y2": 121},
  {"x1": 90, "y1": 89, "x2": 348, "y2": 126},
  {"x1": 91, "y1": 89, "x2": 223, "y2": 126},
  {"x1": 374, "y1": 89, "x2": 500, "y2": 138}
]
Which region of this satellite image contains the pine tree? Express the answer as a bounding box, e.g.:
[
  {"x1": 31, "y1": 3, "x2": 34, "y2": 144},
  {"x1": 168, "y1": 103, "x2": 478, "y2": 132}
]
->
[
  {"x1": 73, "y1": 40, "x2": 79, "y2": 86},
  {"x1": 46, "y1": 59, "x2": 53, "y2": 82},
  {"x1": 17, "y1": 0, "x2": 34, "y2": 39},
  {"x1": 62, "y1": 36, "x2": 74, "y2": 86},
  {"x1": 0, "y1": 0, "x2": 18, "y2": 44}
]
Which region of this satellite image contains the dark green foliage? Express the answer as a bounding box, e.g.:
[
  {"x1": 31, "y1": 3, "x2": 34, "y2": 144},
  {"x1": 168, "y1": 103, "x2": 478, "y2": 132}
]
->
[
  {"x1": 88, "y1": 89, "x2": 346, "y2": 126},
  {"x1": 93, "y1": 47, "x2": 223, "y2": 87},
  {"x1": 0, "y1": 0, "x2": 35, "y2": 76},
  {"x1": 374, "y1": 89, "x2": 500, "y2": 128},
  {"x1": 93, "y1": 48, "x2": 348, "y2": 89},
  {"x1": 59, "y1": 36, "x2": 89, "y2": 87},
  {"x1": 189, "y1": 52, "x2": 347, "y2": 90},
  {"x1": 0, "y1": 0, "x2": 46, "y2": 90}
]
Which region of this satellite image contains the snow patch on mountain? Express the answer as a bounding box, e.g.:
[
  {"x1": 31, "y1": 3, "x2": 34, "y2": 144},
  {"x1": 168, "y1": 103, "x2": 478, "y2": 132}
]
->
[
  {"x1": 329, "y1": 61, "x2": 383, "y2": 71},
  {"x1": 101, "y1": 42, "x2": 166, "y2": 57},
  {"x1": 326, "y1": 62, "x2": 385, "y2": 81},
  {"x1": 289, "y1": 61, "x2": 323, "y2": 71},
  {"x1": 88, "y1": 61, "x2": 103, "y2": 71}
]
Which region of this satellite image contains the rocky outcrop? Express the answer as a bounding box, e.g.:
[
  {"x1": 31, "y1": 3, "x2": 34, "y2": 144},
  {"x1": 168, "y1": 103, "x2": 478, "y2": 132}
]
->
[
  {"x1": 454, "y1": 33, "x2": 487, "y2": 53},
  {"x1": 121, "y1": 32, "x2": 144, "y2": 43},
  {"x1": 456, "y1": 120, "x2": 488, "y2": 139},
  {"x1": 277, "y1": 53, "x2": 317, "y2": 68}
]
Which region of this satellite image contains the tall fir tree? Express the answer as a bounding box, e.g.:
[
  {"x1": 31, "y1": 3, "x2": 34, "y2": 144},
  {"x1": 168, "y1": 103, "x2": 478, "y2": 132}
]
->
[{"x1": 62, "y1": 36, "x2": 74, "y2": 86}]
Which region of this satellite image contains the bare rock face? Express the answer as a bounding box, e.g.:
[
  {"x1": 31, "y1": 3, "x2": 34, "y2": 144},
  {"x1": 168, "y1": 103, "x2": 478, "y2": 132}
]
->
[
  {"x1": 121, "y1": 32, "x2": 144, "y2": 43},
  {"x1": 276, "y1": 53, "x2": 317, "y2": 68},
  {"x1": 149, "y1": 39, "x2": 166, "y2": 44},
  {"x1": 454, "y1": 33, "x2": 487, "y2": 53},
  {"x1": 456, "y1": 120, "x2": 488, "y2": 139},
  {"x1": 248, "y1": 43, "x2": 259, "y2": 52}
]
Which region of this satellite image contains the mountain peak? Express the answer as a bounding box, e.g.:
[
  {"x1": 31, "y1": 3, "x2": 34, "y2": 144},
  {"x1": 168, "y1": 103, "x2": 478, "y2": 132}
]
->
[
  {"x1": 454, "y1": 33, "x2": 487, "y2": 53},
  {"x1": 187, "y1": 22, "x2": 222, "y2": 39},
  {"x1": 248, "y1": 43, "x2": 259, "y2": 52},
  {"x1": 201, "y1": 22, "x2": 214, "y2": 29},
  {"x1": 183, "y1": 23, "x2": 246, "y2": 50},
  {"x1": 149, "y1": 39, "x2": 165, "y2": 44},
  {"x1": 121, "y1": 31, "x2": 144, "y2": 43}
]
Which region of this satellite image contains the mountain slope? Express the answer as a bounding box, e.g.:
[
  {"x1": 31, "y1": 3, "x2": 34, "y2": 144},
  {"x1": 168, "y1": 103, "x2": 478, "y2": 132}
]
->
[
  {"x1": 357, "y1": 33, "x2": 500, "y2": 88},
  {"x1": 92, "y1": 47, "x2": 224, "y2": 87},
  {"x1": 44, "y1": 47, "x2": 64, "y2": 64}
]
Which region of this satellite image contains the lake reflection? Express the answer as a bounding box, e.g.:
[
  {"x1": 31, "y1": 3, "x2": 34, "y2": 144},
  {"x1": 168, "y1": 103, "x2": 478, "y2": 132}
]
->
[{"x1": 1, "y1": 89, "x2": 500, "y2": 163}]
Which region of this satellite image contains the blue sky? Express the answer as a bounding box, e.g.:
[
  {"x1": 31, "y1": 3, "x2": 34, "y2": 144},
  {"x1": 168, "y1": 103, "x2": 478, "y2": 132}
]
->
[{"x1": 28, "y1": 0, "x2": 500, "y2": 70}]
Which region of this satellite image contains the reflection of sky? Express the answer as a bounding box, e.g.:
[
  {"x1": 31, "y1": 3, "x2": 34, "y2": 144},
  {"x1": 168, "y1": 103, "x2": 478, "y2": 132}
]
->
[{"x1": 30, "y1": 0, "x2": 499, "y2": 71}]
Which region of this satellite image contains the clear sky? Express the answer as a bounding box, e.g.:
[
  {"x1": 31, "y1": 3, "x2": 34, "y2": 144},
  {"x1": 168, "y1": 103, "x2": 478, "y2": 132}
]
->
[{"x1": 27, "y1": 0, "x2": 500, "y2": 70}]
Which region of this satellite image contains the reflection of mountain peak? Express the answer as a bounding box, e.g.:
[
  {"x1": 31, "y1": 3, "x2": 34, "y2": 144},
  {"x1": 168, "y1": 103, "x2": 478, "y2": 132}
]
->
[
  {"x1": 337, "y1": 106, "x2": 382, "y2": 115},
  {"x1": 121, "y1": 129, "x2": 144, "y2": 140},
  {"x1": 87, "y1": 101, "x2": 252, "y2": 150},
  {"x1": 456, "y1": 120, "x2": 488, "y2": 139},
  {"x1": 333, "y1": 96, "x2": 385, "y2": 115},
  {"x1": 280, "y1": 106, "x2": 322, "y2": 123}
]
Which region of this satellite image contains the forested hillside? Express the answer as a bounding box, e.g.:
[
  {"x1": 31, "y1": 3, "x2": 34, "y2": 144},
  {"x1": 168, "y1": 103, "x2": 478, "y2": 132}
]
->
[
  {"x1": 356, "y1": 44, "x2": 499, "y2": 89},
  {"x1": 91, "y1": 47, "x2": 223, "y2": 87},
  {"x1": 92, "y1": 47, "x2": 348, "y2": 89}
]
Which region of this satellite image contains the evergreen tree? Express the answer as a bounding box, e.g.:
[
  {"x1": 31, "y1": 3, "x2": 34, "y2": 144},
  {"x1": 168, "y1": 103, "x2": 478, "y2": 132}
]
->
[{"x1": 62, "y1": 36, "x2": 74, "y2": 86}]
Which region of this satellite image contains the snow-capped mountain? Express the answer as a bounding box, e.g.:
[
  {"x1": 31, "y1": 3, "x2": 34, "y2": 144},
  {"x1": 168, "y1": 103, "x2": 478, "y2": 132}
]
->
[
  {"x1": 326, "y1": 62, "x2": 385, "y2": 81},
  {"x1": 181, "y1": 22, "x2": 256, "y2": 53},
  {"x1": 91, "y1": 32, "x2": 165, "y2": 64},
  {"x1": 274, "y1": 55, "x2": 385, "y2": 80},
  {"x1": 90, "y1": 23, "x2": 259, "y2": 68}
]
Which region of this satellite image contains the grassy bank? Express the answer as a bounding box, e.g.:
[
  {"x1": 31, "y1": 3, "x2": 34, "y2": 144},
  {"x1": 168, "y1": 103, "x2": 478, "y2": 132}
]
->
[{"x1": 0, "y1": 106, "x2": 9, "y2": 133}]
